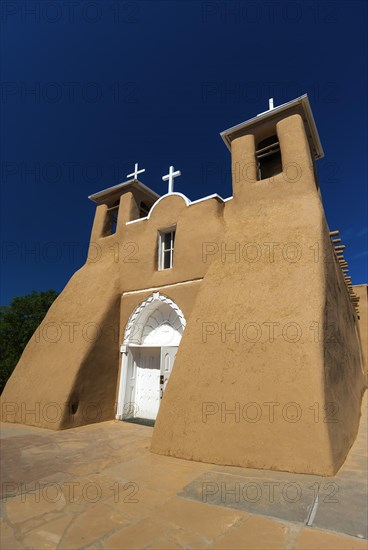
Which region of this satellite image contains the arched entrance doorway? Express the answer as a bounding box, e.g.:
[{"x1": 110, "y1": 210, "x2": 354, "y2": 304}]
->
[{"x1": 116, "y1": 293, "x2": 186, "y2": 421}]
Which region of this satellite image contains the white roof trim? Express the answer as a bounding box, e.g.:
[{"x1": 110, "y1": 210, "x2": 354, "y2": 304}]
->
[
  {"x1": 190, "y1": 193, "x2": 225, "y2": 205},
  {"x1": 125, "y1": 191, "x2": 231, "y2": 226},
  {"x1": 88, "y1": 179, "x2": 160, "y2": 203},
  {"x1": 220, "y1": 94, "x2": 324, "y2": 160},
  {"x1": 145, "y1": 192, "x2": 190, "y2": 220},
  {"x1": 126, "y1": 216, "x2": 148, "y2": 225}
]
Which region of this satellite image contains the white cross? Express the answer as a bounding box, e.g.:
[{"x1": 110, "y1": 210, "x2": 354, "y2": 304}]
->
[
  {"x1": 162, "y1": 165, "x2": 181, "y2": 194},
  {"x1": 127, "y1": 162, "x2": 145, "y2": 181},
  {"x1": 256, "y1": 98, "x2": 276, "y2": 117}
]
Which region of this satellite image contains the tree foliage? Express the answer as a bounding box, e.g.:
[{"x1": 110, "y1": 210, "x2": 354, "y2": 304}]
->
[{"x1": 0, "y1": 290, "x2": 58, "y2": 392}]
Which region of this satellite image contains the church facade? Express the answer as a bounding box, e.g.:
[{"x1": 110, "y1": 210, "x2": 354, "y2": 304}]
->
[{"x1": 2, "y1": 95, "x2": 366, "y2": 475}]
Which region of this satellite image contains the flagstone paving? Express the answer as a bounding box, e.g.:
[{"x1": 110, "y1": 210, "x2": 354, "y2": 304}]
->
[{"x1": 1, "y1": 392, "x2": 367, "y2": 549}]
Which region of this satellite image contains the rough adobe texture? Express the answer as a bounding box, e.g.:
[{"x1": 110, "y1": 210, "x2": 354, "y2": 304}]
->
[
  {"x1": 353, "y1": 284, "x2": 368, "y2": 372},
  {"x1": 1, "y1": 191, "x2": 223, "y2": 430},
  {"x1": 1, "y1": 113, "x2": 366, "y2": 475},
  {"x1": 151, "y1": 115, "x2": 366, "y2": 475}
]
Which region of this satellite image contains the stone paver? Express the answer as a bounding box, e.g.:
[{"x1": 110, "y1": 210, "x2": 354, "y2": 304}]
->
[
  {"x1": 102, "y1": 516, "x2": 179, "y2": 550},
  {"x1": 296, "y1": 527, "x2": 367, "y2": 549},
  {"x1": 311, "y1": 393, "x2": 368, "y2": 539},
  {"x1": 1, "y1": 392, "x2": 367, "y2": 549},
  {"x1": 155, "y1": 496, "x2": 246, "y2": 539},
  {"x1": 179, "y1": 470, "x2": 319, "y2": 524},
  {"x1": 209, "y1": 516, "x2": 288, "y2": 549},
  {"x1": 21, "y1": 515, "x2": 73, "y2": 550}
]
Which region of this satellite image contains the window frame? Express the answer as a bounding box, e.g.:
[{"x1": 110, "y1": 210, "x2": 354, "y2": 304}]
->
[{"x1": 158, "y1": 227, "x2": 176, "y2": 270}]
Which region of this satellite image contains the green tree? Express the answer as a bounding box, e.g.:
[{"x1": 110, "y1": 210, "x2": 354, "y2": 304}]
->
[{"x1": 0, "y1": 290, "x2": 58, "y2": 392}]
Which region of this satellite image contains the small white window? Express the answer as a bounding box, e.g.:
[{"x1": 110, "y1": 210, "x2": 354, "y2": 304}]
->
[{"x1": 158, "y1": 228, "x2": 175, "y2": 270}]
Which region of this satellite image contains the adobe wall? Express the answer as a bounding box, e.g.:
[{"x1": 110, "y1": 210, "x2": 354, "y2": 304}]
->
[
  {"x1": 0, "y1": 258, "x2": 121, "y2": 429},
  {"x1": 1, "y1": 111, "x2": 366, "y2": 476},
  {"x1": 151, "y1": 115, "x2": 366, "y2": 475},
  {"x1": 1, "y1": 193, "x2": 223, "y2": 429},
  {"x1": 317, "y1": 224, "x2": 366, "y2": 471},
  {"x1": 354, "y1": 284, "x2": 368, "y2": 372}
]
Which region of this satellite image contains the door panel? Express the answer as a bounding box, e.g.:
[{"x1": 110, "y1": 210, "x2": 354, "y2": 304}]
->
[
  {"x1": 135, "y1": 348, "x2": 160, "y2": 420},
  {"x1": 160, "y1": 346, "x2": 178, "y2": 399},
  {"x1": 122, "y1": 346, "x2": 178, "y2": 421},
  {"x1": 123, "y1": 348, "x2": 138, "y2": 418}
]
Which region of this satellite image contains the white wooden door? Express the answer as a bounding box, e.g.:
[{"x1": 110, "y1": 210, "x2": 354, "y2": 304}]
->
[
  {"x1": 122, "y1": 348, "x2": 137, "y2": 418},
  {"x1": 135, "y1": 348, "x2": 160, "y2": 420},
  {"x1": 160, "y1": 346, "x2": 178, "y2": 399}
]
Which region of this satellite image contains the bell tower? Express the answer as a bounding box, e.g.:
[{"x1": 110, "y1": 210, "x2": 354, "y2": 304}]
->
[
  {"x1": 220, "y1": 94, "x2": 324, "y2": 199},
  {"x1": 152, "y1": 95, "x2": 366, "y2": 476}
]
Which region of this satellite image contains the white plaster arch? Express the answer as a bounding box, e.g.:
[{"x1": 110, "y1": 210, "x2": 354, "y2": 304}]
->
[
  {"x1": 146, "y1": 192, "x2": 190, "y2": 220},
  {"x1": 117, "y1": 293, "x2": 186, "y2": 420},
  {"x1": 123, "y1": 292, "x2": 186, "y2": 346},
  {"x1": 125, "y1": 193, "x2": 231, "y2": 226}
]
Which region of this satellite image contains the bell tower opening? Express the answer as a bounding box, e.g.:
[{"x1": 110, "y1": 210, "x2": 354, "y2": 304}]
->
[
  {"x1": 104, "y1": 200, "x2": 120, "y2": 236},
  {"x1": 256, "y1": 135, "x2": 282, "y2": 180}
]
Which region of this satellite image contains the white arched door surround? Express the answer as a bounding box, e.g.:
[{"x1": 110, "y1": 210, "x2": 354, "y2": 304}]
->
[{"x1": 116, "y1": 293, "x2": 186, "y2": 421}]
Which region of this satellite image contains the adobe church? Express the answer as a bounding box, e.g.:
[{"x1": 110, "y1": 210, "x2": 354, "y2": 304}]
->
[{"x1": 2, "y1": 95, "x2": 367, "y2": 476}]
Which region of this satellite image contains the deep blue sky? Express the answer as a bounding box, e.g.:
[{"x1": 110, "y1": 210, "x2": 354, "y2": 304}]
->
[{"x1": 1, "y1": 0, "x2": 367, "y2": 304}]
